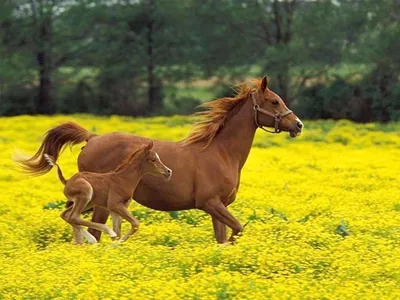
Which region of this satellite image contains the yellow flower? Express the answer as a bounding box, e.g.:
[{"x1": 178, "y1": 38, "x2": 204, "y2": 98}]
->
[{"x1": 0, "y1": 116, "x2": 399, "y2": 299}]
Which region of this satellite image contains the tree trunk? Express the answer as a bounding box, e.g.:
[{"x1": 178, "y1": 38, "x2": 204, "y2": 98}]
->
[
  {"x1": 272, "y1": 0, "x2": 295, "y2": 104},
  {"x1": 277, "y1": 69, "x2": 289, "y2": 102},
  {"x1": 37, "y1": 51, "x2": 53, "y2": 114},
  {"x1": 36, "y1": 19, "x2": 54, "y2": 114},
  {"x1": 146, "y1": 0, "x2": 162, "y2": 114}
]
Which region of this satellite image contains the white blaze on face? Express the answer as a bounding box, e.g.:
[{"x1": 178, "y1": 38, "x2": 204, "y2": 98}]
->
[
  {"x1": 155, "y1": 153, "x2": 165, "y2": 170},
  {"x1": 155, "y1": 152, "x2": 172, "y2": 180},
  {"x1": 296, "y1": 117, "x2": 304, "y2": 132}
]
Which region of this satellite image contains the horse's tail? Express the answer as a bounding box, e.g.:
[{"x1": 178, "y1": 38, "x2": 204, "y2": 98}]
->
[
  {"x1": 15, "y1": 122, "x2": 94, "y2": 176},
  {"x1": 43, "y1": 154, "x2": 67, "y2": 185}
]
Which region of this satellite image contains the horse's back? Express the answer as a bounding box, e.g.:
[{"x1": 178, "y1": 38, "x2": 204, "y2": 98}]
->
[{"x1": 78, "y1": 132, "x2": 196, "y2": 211}]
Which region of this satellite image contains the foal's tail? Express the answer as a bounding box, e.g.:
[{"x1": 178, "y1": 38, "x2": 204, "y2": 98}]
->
[
  {"x1": 15, "y1": 122, "x2": 95, "y2": 176},
  {"x1": 44, "y1": 154, "x2": 67, "y2": 185}
]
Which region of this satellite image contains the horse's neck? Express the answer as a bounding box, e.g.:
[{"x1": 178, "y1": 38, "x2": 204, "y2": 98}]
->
[
  {"x1": 212, "y1": 96, "x2": 257, "y2": 169},
  {"x1": 114, "y1": 165, "x2": 143, "y2": 190}
]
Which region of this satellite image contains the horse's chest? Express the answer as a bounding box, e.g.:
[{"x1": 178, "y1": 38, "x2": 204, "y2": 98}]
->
[
  {"x1": 194, "y1": 157, "x2": 241, "y2": 204},
  {"x1": 222, "y1": 187, "x2": 238, "y2": 206},
  {"x1": 209, "y1": 170, "x2": 239, "y2": 200}
]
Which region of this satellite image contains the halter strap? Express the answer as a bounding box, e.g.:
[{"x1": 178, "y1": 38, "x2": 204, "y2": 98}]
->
[{"x1": 251, "y1": 92, "x2": 293, "y2": 133}]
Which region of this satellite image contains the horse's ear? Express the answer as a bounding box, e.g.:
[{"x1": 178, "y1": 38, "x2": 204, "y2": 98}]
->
[
  {"x1": 145, "y1": 140, "x2": 153, "y2": 151},
  {"x1": 260, "y1": 76, "x2": 268, "y2": 92}
]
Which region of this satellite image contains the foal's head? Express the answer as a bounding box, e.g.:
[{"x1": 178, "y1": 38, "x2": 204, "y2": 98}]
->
[
  {"x1": 253, "y1": 76, "x2": 303, "y2": 137},
  {"x1": 123, "y1": 141, "x2": 172, "y2": 180}
]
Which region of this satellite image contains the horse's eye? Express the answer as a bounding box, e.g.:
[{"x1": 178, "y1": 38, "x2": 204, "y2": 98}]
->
[{"x1": 272, "y1": 101, "x2": 279, "y2": 106}]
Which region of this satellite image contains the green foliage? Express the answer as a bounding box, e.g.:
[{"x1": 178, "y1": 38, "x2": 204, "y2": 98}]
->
[
  {"x1": 269, "y1": 208, "x2": 288, "y2": 222},
  {"x1": 43, "y1": 200, "x2": 67, "y2": 210},
  {"x1": 0, "y1": 0, "x2": 398, "y2": 121},
  {"x1": 335, "y1": 220, "x2": 350, "y2": 237}
]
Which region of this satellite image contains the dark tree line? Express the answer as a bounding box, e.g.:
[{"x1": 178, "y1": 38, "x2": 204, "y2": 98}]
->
[{"x1": 0, "y1": 0, "x2": 399, "y2": 121}]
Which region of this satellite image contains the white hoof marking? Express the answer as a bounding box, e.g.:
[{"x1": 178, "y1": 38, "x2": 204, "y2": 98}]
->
[{"x1": 82, "y1": 230, "x2": 97, "y2": 244}]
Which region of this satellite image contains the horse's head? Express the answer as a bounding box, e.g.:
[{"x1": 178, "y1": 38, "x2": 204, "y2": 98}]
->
[
  {"x1": 135, "y1": 141, "x2": 172, "y2": 181},
  {"x1": 252, "y1": 76, "x2": 303, "y2": 138}
]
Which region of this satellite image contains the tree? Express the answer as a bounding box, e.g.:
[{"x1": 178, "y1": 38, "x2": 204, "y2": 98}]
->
[
  {"x1": 344, "y1": 0, "x2": 400, "y2": 121},
  {"x1": 1, "y1": 0, "x2": 97, "y2": 114}
]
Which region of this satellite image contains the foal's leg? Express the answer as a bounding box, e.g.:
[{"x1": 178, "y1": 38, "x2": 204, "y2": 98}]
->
[
  {"x1": 81, "y1": 230, "x2": 98, "y2": 244},
  {"x1": 71, "y1": 210, "x2": 118, "y2": 239},
  {"x1": 110, "y1": 212, "x2": 122, "y2": 238},
  {"x1": 88, "y1": 206, "x2": 110, "y2": 241},
  {"x1": 61, "y1": 205, "x2": 85, "y2": 244},
  {"x1": 72, "y1": 226, "x2": 84, "y2": 244},
  {"x1": 69, "y1": 201, "x2": 117, "y2": 239},
  {"x1": 109, "y1": 203, "x2": 140, "y2": 242},
  {"x1": 201, "y1": 198, "x2": 242, "y2": 243},
  {"x1": 79, "y1": 202, "x2": 97, "y2": 243},
  {"x1": 66, "y1": 179, "x2": 117, "y2": 239}
]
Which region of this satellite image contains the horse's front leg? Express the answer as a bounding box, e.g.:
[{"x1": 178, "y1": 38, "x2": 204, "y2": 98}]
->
[
  {"x1": 211, "y1": 217, "x2": 227, "y2": 244},
  {"x1": 200, "y1": 197, "x2": 242, "y2": 243},
  {"x1": 212, "y1": 190, "x2": 236, "y2": 243}
]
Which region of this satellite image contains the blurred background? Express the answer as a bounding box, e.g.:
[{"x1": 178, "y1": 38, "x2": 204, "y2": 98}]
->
[{"x1": 0, "y1": 0, "x2": 399, "y2": 121}]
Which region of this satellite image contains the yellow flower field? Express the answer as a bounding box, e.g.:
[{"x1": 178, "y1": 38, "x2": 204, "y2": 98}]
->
[{"x1": 0, "y1": 115, "x2": 399, "y2": 299}]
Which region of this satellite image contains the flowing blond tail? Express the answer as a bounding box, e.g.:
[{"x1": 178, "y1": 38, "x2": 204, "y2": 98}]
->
[{"x1": 44, "y1": 154, "x2": 67, "y2": 185}]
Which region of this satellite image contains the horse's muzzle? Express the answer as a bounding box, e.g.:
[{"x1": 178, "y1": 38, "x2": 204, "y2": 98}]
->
[
  {"x1": 289, "y1": 121, "x2": 303, "y2": 138},
  {"x1": 164, "y1": 168, "x2": 172, "y2": 181}
]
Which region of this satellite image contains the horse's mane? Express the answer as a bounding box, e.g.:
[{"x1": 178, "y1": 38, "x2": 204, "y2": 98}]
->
[
  {"x1": 182, "y1": 79, "x2": 262, "y2": 148},
  {"x1": 113, "y1": 147, "x2": 142, "y2": 172}
]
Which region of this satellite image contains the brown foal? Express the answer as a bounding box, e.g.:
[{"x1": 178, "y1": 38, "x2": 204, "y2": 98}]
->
[
  {"x1": 44, "y1": 141, "x2": 172, "y2": 244},
  {"x1": 19, "y1": 76, "x2": 303, "y2": 243}
]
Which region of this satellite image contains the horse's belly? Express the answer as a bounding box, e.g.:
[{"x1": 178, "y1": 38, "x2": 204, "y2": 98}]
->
[
  {"x1": 133, "y1": 185, "x2": 194, "y2": 211},
  {"x1": 133, "y1": 173, "x2": 195, "y2": 211}
]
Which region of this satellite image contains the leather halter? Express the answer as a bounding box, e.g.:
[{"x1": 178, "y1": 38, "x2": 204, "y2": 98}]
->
[{"x1": 252, "y1": 92, "x2": 293, "y2": 133}]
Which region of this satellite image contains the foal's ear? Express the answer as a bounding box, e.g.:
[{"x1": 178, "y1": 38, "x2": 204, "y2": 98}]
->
[
  {"x1": 144, "y1": 140, "x2": 153, "y2": 151},
  {"x1": 260, "y1": 76, "x2": 268, "y2": 93}
]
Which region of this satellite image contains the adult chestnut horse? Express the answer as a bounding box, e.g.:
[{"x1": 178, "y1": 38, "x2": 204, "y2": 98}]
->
[{"x1": 20, "y1": 77, "x2": 303, "y2": 243}]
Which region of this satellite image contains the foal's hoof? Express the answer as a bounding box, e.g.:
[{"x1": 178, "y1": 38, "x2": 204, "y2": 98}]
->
[
  {"x1": 109, "y1": 230, "x2": 118, "y2": 239},
  {"x1": 82, "y1": 230, "x2": 97, "y2": 244}
]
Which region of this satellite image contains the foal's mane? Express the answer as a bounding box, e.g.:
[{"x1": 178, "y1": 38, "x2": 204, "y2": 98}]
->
[
  {"x1": 182, "y1": 79, "x2": 261, "y2": 148},
  {"x1": 113, "y1": 147, "x2": 142, "y2": 172}
]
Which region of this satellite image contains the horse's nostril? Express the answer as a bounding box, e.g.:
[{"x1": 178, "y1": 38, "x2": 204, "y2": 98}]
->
[
  {"x1": 167, "y1": 169, "x2": 172, "y2": 174},
  {"x1": 297, "y1": 122, "x2": 303, "y2": 129}
]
